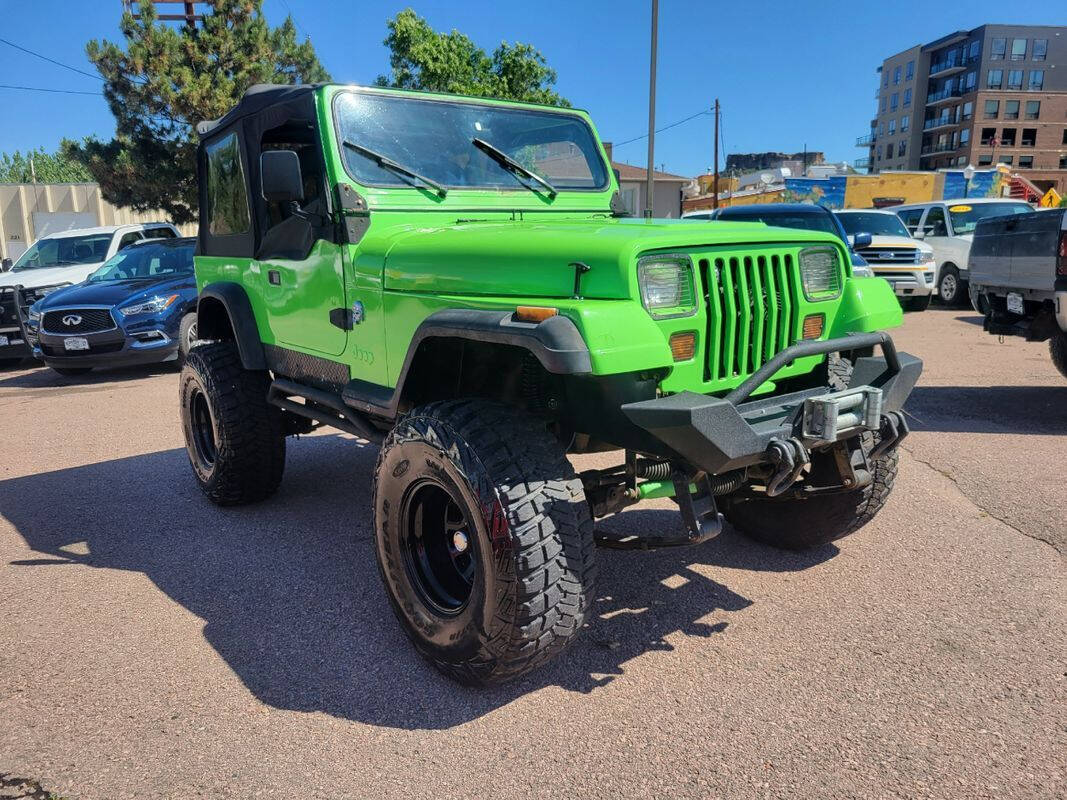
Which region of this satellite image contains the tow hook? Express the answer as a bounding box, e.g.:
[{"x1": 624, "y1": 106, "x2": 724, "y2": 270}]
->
[
  {"x1": 870, "y1": 410, "x2": 910, "y2": 461},
  {"x1": 765, "y1": 437, "x2": 810, "y2": 497}
]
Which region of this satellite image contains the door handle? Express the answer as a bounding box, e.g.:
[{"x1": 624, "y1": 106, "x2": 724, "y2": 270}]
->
[{"x1": 268, "y1": 269, "x2": 281, "y2": 286}]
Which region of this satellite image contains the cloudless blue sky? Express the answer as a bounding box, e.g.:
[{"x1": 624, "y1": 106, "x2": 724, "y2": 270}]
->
[{"x1": 1, "y1": 0, "x2": 1064, "y2": 176}]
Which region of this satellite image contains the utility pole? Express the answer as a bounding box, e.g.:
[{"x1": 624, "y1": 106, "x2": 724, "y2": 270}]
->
[
  {"x1": 713, "y1": 98, "x2": 720, "y2": 210},
  {"x1": 644, "y1": 0, "x2": 658, "y2": 219}
]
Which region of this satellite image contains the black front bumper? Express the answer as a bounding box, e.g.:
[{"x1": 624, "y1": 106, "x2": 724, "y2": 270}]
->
[
  {"x1": 35, "y1": 327, "x2": 179, "y2": 369},
  {"x1": 621, "y1": 331, "x2": 922, "y2": 475}
]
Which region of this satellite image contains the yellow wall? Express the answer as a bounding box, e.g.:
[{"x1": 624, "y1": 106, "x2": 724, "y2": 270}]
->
[{"x1": 843, "y1": 173, "x2": 944, "y2": 208}]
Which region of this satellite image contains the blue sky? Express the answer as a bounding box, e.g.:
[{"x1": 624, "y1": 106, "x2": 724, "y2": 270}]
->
[{"x1": 1, "y1": 0, "x2": 1064, "y2": 177}]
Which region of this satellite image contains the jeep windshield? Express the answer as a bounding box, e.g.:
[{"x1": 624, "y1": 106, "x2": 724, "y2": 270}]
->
[
  {"x1": 12, "y1": 233, "x2": 112, "y2": 271},
  {"x1": 87, "y1": 241, "x2": 194, "y2": 283},
  {"x1": 334, "y1": 91, "x2": 609, "y2": 192},
  {"x1": 947, "y1": 202, "x2": 1033, "y2": 235}
]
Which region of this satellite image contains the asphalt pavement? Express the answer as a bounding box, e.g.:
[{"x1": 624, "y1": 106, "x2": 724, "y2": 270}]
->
[{"x1": 0, "y1": 307, "x2": 1064, "y2": 799}]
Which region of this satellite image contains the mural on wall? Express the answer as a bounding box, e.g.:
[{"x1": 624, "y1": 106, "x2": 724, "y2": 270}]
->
[
  {"x1": 942, "y1": 168, "x2": 1005, "y2": 199},
  {"x1": 782, "y1": 177, "x2": 847, "y2": 209}
]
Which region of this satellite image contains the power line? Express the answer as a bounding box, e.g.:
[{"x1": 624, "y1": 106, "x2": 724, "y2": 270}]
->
[
  {"x1": 0, "y1": 84, "x2": 101, "y2": 96},
  {"x1": 0, "y1": 37, "x2": 102, "y2": 82},
  {"x1": 612, "y1": 108, "x2": 712, "y2": 148}
]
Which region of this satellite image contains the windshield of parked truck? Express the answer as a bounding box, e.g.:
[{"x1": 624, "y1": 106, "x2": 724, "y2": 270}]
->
[
  {"x1": 87, "y1": 241, "x2": 194, "y2": 283},
  {"x1": 836, "y1": 212, "x2": 910, "y2": 238},
  {"x1": 333, "y1": 91, "x2": 609, "y2": 191},
  {"x1": 12, "y1": 233, "x2": 112, "y2": 271},
  {"x1": 947, "y1": 202, "x2": 1033, "y2": 235}
]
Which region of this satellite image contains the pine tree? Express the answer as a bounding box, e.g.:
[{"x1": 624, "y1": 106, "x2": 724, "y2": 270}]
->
[{"x1": 65, "y1": 0, "x2": 329, "y2": 224}]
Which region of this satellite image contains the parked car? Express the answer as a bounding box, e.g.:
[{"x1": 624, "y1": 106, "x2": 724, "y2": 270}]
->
[
  {"x1": 834, "y1": 209, "x2": 937, "y2": 311},
  {"x1": 968, "y1": 207, "x2": 1067, "y2": 378},
  {"x1": 0, "y1": 222, "x2": 180, "y2": 367},
  {"x1": 25, "y1": 237, "x2": 198, "y2": 376},
  {"x1": 703, "y1": 203, "x2": 877, "y2": 278},
  {"x1": 891, "y1": 199, "x2": 1034, "y2": 306},
  {"x1": 177, "y1": 84, "x2": 920, "y2": 686}
]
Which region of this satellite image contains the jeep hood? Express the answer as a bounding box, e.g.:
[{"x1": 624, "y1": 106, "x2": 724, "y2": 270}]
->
[{"x1": 382, "y1": 218, "x2": 843, "y2": 298}]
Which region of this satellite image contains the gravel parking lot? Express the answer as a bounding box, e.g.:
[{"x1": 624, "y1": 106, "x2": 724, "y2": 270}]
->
[{"x1": 1, "y1": 307, "x2": 1064, "y2": 799}]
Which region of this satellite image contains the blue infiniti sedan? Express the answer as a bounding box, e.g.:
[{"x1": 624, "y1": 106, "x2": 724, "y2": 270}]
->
[{"x1": 25, "y1": 237, "x2": 198, "y2": 376}]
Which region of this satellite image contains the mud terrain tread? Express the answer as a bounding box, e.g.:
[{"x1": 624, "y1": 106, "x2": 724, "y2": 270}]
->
[
  {"x1": 181, "y1": 342, "x2": 285, "y2": 505},
  {"x1": 1050, "y1": 331, "x2": 1067, "y2": 380}
]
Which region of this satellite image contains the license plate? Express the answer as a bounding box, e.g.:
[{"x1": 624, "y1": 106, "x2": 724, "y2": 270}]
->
[
  {"x1": 1006, "y1": 292, "x2": 1025, "y2": 315},
  {"x1": 0, "y1": 335, "x2": 7, "y2": 347},
  {"x1": 64, "y1": 337, "x2": 90, "y2": 351}
]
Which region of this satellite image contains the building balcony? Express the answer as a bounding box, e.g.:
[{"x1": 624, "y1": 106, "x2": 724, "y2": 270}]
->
[
  {"x1": 928, "y1": 53, "x2": 977, "y2": 78},
  {"x1": 920, "y1": 143, "x2": 958, "y2": 156},
  {"x1": 925, "y1": 86, "x2": 965, "y2": 105},
  {"x1": 853, "y1": 157, "x2": 871, "y2": 169},
  {"x1": 856, "y1": 133, "x2": 876, "y2": 146},
  {"x1": 923, "y1": 117, "x2": 958, "y2": 131}
]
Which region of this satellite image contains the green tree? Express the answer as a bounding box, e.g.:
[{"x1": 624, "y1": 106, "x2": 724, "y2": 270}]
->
[
  {"x1": 65, "y1": 0, "x2": 329, "y2": 224},
  {"x1": 0, "y1": 144, "x2": 93, "y2": 183},
  {"x1": 376, "y1": 9, "x2": 569, "y2": 107}
]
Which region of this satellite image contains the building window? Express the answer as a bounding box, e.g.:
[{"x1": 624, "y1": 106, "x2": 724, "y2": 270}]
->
[
  {"x1": 879, "y1": 122, "x2": 885, "y2": 137},
  {"x1": 1007, "y1": 70, "x2": 1023, "y2": 90},
  {"x1": 987, "y1": 69, "x2": 1003, "y2": 89},
  {"x1": 1005, "y1": 100, "x2": 1020, "y2": 120},
  {"x1": 1000, "y1": 128, "x2": 1016, "y2": 147},
  {"x1": 881, "y1": 96, "x2": 887, "y2": 113},
  {"x1": 999, "y1": 155, "x2": 1013, "y2": 166},
  {"x1": 1021, "y1": 128, "x2": 1036, "y2": 147},
  {"x1": 991, "y1": 38, "x2": 1006, "y2": 60},
  {"x1": 1010, "y1": 38, "x2": 1027, "y2": 60},
  {"x1": 898, "y1": 141, "x2": 906, "y2": 157},
  {"x1": 962, "y1": 101, "x2": 973, "y2": 120},
  {"x1": 984, "y1": 100, "x2": 999, "y2": 119},
  {"x1": 883, "y1": 70, "x2": 889, "y2": 88},
  {"x1": 901, "y1": 114, "x2": 910, "y2": 132},
  {"x1": 968, "y1": 40, "x2": 980, "y2": 60},
  {"x1": 1028, "y1": 70, "x2": 1044, "y2": 90},
  {"x1": 1025, "y1": 101, "x2": 1041, "y2": 120},
  {"x1": 903, "y1": 87, "x2": 912, "y2": 107},
  {"x1": 980, "y1": 127, "x2": 997, "y2": 145},
  {"x1": 906, "y1": 60, "x2": 915, "y2": 80},
  {"x1": 1018, "y1": 155, "x2": 1033, "y2": 168},
  {"x1": 1033, "y1": 39, "x2": 1047, "y2": 61},
  {"x1": 960, "y1": 128, "x2": 970, "y2": 145},
  {"x1": 1060, "y1": 156, "x2": 1067, "y2": 169},
  {"x1": 889, "y1": 118, "x2": 896, "y2": 135},
  {"x1": 964, "y1": 71, "x2": 976, "y2": 91},
  {"x1": 890, "y1": 93, "x2": 898, "y2": 111},
  {"x1": 893, "y1": 65, "x2": 901, "y2": 85},
  {"x1": 978, "y1": 153, "x2": 993, "y2": 166},
  {"x1": 1063, "y1": 129, "x2": 1067, "y2": 145}
]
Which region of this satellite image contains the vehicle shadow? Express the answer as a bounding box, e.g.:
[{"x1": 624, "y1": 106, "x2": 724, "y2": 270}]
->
[
  {"x1": 0, "y1": 435, "x2": 835, "y2": 730},
  {"x1": 905, "y1": 384, "x2": 1067, "y2": 435},
  {"x1": 953, "y1": 314, "x2": 984, "y2": 326},
  {"x1": 0, "y1": 362, "x2": 176, "y2": 391}
]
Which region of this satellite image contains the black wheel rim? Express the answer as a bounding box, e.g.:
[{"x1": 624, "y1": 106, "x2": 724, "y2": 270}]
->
[
  {"x1": 401, "y1": 480, "x2": 477, "y2": 616},
  {"x1": 189, "y1": 388, "x2": 217, "y2": 469}
]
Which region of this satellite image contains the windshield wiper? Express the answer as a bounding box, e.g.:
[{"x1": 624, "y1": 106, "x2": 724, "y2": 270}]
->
[
  {"x1": 472, "y1": 138, "x2": 557, "y2": 198},
  {"x1": 343, "y1": 140, "x2": 447, "y2": 198}
]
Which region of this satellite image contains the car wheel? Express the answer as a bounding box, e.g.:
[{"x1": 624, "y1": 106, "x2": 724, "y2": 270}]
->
[
  {"x1": 373, "y1": 398, "x2": 596, "y2": 685},
  {"x1": 937, "y1": 265, "x2": 964, "y2": 306},
  {"x1": 1050, "y1": 331, "x2": 1067, "y2": 380},
  {"x1": 176, "y1": 313, "x2": 198, "y2": 368},
  {"x1": 905, "y1": 295, "x2": 931, "y2": 312}
]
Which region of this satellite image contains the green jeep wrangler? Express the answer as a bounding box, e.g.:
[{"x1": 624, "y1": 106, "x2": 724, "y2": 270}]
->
[{"x1": 180, "y1": 84, "x2": 921, "y2": 685}]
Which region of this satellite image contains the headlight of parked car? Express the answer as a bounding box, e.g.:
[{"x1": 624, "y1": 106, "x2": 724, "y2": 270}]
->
[
  {"x1": 798, "y1": 246, "x2": 843, "y2": 302},
  {"x1": 637, "y1": 254, "x2": 697, "y2": 319},
  {"x1": 918, "y1": 250, "x2": 936, "y2": 266},
  {"x1": 851, "y1": 264, "x2": 875, "y2": 278},
  {"x1": 118, "y1": 294, "x2": 179, "y2": 317},
  {"x1": 28, "y1": 303, "x2": 42, "y2": 324}
]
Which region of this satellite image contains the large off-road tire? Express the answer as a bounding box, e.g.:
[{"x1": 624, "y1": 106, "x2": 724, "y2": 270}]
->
[
  {"x1": 179, "y1": 341, "x2": 285, "y2": 505},
  {"x1": 721, "y1": 356, "x2": 898, "y2": 550},
  {"x1": 373, "y1": 398, "x2": 596, "y2": 685},
  {"x1": 1050, "y1": 330, "x2": 1067, "y2": 380}
]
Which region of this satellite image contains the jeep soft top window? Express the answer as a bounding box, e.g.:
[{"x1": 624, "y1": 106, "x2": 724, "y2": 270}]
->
[
  {"x1": 206, "y1": 132, "x2": 251, "y2": 235},
  {"x1": 334, "y1": 91, "x2": 609, "y2": 191}
]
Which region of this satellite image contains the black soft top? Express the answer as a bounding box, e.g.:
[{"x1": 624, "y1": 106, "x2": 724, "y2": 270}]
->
[{"x1": 196, "y1": 84, "x2": 320, "y2": 138}]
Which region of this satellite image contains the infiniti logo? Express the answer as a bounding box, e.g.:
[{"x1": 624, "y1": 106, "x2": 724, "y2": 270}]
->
[{"x1": 62, "y1": 315, "x2": 83, "y2": 326}]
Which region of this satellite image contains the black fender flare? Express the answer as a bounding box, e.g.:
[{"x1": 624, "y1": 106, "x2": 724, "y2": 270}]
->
[
  {"x1": 197, "y1": 282, "x2": 267, "y2": 370},
  {"x1": 342, "y1": 308, "x2": 592, "y2": 417}
]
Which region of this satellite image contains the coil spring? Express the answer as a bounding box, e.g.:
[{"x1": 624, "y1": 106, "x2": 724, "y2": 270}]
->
[
  {"x1": 635, "y1": 460, "x2": 747, "y2": 496},
  {"x1": 634, "y1": 459, "x2": 672, "y2": 480}
]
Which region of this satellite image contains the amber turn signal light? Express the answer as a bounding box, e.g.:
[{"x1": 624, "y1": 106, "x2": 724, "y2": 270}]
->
[
  {"x1": 514, "y1": 306, "x2": 559, "y2": 323},
  {"x1": 669, "y1": 331, "x2": 696, "y2": 361},
  {"x1": 802, "y1": 313, "x2": 825, "y2": 340}
]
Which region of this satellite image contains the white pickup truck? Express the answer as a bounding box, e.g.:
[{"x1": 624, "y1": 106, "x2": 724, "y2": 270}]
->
[
  {"x1": 0, "y1": 222, "x2": 179, "y2": 366},
  {"x1": 969, "y1": 207, "x2": 1067, "y2": 378}
]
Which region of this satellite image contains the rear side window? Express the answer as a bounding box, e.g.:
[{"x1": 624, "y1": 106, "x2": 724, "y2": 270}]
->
[
  {"x1": 896, "y1": 208, "x2": 924, "y2": 232},
  {"x1": 118, "y1": 231, "x2": 143, "y2": 250},
  {"x1": 924, "y1": 207, "x2": 948, "y2": 236},
  {"x1": 145, "y1": 226, "x2": 176, "y2": 239},
  {"x1": 206, "y1": 133, "x2": 251, "y2": 236}
]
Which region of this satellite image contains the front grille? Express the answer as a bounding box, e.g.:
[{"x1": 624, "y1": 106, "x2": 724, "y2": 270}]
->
[
  {"x1": 42, "y1": 308, "x2": 115, "y2": 334},
  {"x1": 697, "y1": 252, "x2": 800, "y2": 382},
  {"x1": 857, "y1": 247, "x2": 921, "y2": 265},
  {"x1": 0, "y1": 288, "x2": 17, "y2": 327}
]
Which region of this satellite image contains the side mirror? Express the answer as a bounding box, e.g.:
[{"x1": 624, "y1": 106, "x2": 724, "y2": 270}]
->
[
  {"x1": 1, "y1": 258, "x2": 11, "y2": 272},
  {"x1": 261, "y1": 150, "x2": 304, "y2": 204},
  {"x1": 853, "y1": 232, "x2": 873, "y2": 249},
  {"x1": 912, "y1": 229, "x2": 925, "y2": 239}
]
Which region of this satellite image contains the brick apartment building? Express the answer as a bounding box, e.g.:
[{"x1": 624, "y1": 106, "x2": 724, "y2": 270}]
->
[{"x1": 859, "y1": 25, "x2": 1067, "y2": 192}]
